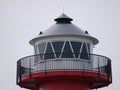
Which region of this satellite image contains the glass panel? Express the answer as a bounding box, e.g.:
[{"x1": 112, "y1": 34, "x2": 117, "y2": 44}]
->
[
  {"x1": 80, "y1": 43, "x2": 89, "y2": 60},
  {"x1": 38, "y1": 43, "x2": 46, "y2": 60},
  {"x1": 71, "y1": 41, "x2": 82, "y2": 58},
  {"x1": 34, "y1": 45, "x2": 40, "y2": 63},
  {"x1": 86, "y1": 43, "x2": 90, "y2": 60},
  {"x1": 34, "y1": 45, "x2": 38, "y2": 55},
  {"x1": 61, "y1": 41, "x2": 74, "y2": 58},
  {"x1": 38, "y1": 43, "x2": 46, "y2": 54},
  {"x1": 52, "y1": 42, "x2": 64, "y2": 58},
  {"x1": 87, "y1": 43, "x2": 90, "y2": 53},
  {"x1": 44, "y1": 42, "x2": 55, "y2": 59}
]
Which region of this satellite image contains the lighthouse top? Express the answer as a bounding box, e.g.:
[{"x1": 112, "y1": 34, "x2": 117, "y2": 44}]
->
[{"x1": 30, "y1": 13, "x2": 98, "y2": 45}]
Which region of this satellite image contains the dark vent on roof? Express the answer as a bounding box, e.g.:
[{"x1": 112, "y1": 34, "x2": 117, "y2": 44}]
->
[
  {"x1": 39, "y1": 31, "x2": 43, "y2": 35},
  {"x1": 85, "y1": 31, "x2": 89, "y2": 34}
]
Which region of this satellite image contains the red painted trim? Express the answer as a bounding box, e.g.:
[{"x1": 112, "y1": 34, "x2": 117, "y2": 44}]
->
[
  {"x1": 21, "y1": 70, "x2": 108, "y2": 80},
  {"x1": 18, "y1": 70, "x2": 111, "y2": 89}
]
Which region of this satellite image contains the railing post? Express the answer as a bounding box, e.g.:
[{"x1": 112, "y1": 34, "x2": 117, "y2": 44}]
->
[
  {"x1": 82, "y1": 58, "x2": 85, "y2": 77},
  {"x1": 45, "y1": 60, "x2": 47, "y2": 77},
  {"x1": 107, "y1": 59, "x2": 112, "y2": 83},
  {"x1": 19, "y1": 60, "x2": 22, "y2": 83},
  {"x1": 107, "y1": 59, "x2": 109, "y2": 81},
  {"x1": 98, "y1": 57, "x2": 100, "y2": 78},
  {"x1": 29, "y1": 58, "x2": 31, "y2": 79},
  {"x1": 110, "y1": 60, "x2": 112, "y2": 83},
  {"x1": 16, "y1": 61, "x2": 19, "y2": 84}
]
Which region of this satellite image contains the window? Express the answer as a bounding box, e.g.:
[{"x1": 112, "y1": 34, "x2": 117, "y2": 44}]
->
[
  {"x1": 44, "y1": 42, "x2": 55, "y2": 59},
  {"x1": 34, "y1": 45, "x2": 40, "y2": 63},
  {"x1": 35, "y1": 41, "x2": 91, "y2": 60},
  {"x1": 38, "y1": 43, "x2": 46, "y2": 54},
  {"x1": 86, "y1": 43, "x2": 90, "y2": 54},
  {"x1": 61, "y1": 41, "x2": 74, "y2": 58},
  {"x1": 34, "y1": 45, "x2": 38, "y2": 55},
  {"x1": 80, "y1": 42, "x2": 89, "y2": 60},
  {"x1": 71, "y1": 41, "x2": 82, "y2": 58},
  {"x1": 52, "y1": 41, "x2": 64, "y2": 58},
  {"x1": 38, "y1": 43, "x2": 46, "y2": 60}
]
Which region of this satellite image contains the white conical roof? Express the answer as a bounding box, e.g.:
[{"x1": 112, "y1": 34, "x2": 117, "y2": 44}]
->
[{"x1": 30, "y1": 13, "x2": 99, "y2": 45}]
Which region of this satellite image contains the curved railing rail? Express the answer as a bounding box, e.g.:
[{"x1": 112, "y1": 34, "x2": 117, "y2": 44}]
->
[{"x1": 17, "y1": 53, "x2": 112, "y2": 83}]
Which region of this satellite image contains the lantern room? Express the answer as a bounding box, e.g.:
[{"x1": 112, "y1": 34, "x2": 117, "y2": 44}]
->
[{"x1": 17, "y1": 13, "x2": 112, "y2": 90}]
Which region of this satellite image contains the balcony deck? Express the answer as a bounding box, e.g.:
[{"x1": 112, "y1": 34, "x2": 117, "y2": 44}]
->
[{"x1": 17, "y1": 53, "x2": 112, "y2": 89}]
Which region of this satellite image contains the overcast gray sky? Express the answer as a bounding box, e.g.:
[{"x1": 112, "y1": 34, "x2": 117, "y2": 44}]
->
[{"x1": 0, "y1": 0, "x2": 120, "y2": 90}]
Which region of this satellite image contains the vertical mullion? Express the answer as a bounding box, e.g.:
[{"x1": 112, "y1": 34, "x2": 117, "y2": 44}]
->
[
  {"x1": 43, "y1": 42, "x2": 48, "y2": 60},
  {"x1": 51, "y1": 42, "x2": 57, "y2": 58},
  {"x1": 78, "y1": 42, "x2": 84, "y2": 59},
  {"x1": 59, "y1": 41, "x2": 66, "y2": 58},
  {"x1": 69, "y1": 41, "x2": 76, "y2": 58},
  {"x1": 85, "y1": 42, "x2": 90, "y2": 60}
]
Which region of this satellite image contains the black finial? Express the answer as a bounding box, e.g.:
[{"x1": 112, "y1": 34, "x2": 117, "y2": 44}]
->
[{"x1": 55, "y1": 13, "x2": 73, "y2": 23}]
